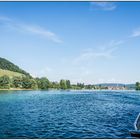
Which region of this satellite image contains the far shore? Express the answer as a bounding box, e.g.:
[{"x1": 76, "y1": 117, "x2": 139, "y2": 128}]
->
[
  {"x1": 0, "y1": 88, "x2": 33, "y2": 91},
  {"x1": 0, "y1": 88, "x2": 136, "y2": 92}
]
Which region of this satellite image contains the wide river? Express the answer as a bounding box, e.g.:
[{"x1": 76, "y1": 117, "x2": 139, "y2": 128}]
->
[{"x1": 0, "y1": 90, "x2": 139, "y2": 138}]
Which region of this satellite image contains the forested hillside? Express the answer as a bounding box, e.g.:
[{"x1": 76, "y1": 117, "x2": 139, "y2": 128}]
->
[
  {"x1": 0, "y1": 69, "x2": 24, "y2": 78},
  {"x1": 0, "y1": 57, "x2": 31, "y2": 77}
]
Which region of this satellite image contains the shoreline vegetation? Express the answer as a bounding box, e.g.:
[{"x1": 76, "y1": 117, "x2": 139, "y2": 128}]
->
[
  {"x1": 0, "y1": 74, "x2": 138, "y2": 91},
  {"x1": 0, "y1": 88, "x2": 136, "y2": 91},
  {"x1": 0, "y1": 57, "x2": 139, "y2": 91},
  {"x1": 0, "y1": 88, "x2": 137, "y2": 93}
]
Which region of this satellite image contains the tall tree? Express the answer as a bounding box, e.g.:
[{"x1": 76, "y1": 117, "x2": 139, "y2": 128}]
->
[
  {"x1": 60, "y1": 79, "x2": 67, "y2": 89},
  {"x1": 77, "y1": 83, "x2": 84, "y2": 89},
  {"x1": 30, "y1": 79, "x2": 38, "y2": 89},
  {"x1": 36, "y1": 77, "x2": 50, "y2": 89},
  {"x1": 51, "y1": 81, "x2": 60, "y2": 89},
  {"x1": 136, "y1": 82, "x2": 140, "y2": 90},
  {"x1": 0, "y1": 75, "x2": 10, "y2": 89},
  {"x1": 22, "y1": 76, "x2": 32, "y2": 89},
  {"x1": 12, "y1": 76, "x2": 23, "y2": 88},
  {"x1": 66, "y1": 80, "x2": 71, "y2": 89}
]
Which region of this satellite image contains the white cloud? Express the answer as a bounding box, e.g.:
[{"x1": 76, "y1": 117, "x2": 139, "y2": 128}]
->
[
  {"x1": 0, "y1": 16, "x2": 63, "y2": 43},
  {"x1": 108, "y1": 40, "x2": 124, "y2": 46},
  {"x1": 90, "y1": 2, "x2": 117, "y2": 11},
  {"x1": 21, "y1": 24, "x2": 62, "y2": 43},
  {"x1": 131, "y1": 28, "x2": 140, "y2": 38},
  {"x1": 74, "y1": 40, "x2": 124, "y2": 64},
  {"x1": 77, "y1": 51, "x2": 112, "y2": 61}
]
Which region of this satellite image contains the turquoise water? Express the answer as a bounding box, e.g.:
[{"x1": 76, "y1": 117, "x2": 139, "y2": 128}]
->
[{"x1": 0, "y1": 90, "x2": 140, "y2": 138}]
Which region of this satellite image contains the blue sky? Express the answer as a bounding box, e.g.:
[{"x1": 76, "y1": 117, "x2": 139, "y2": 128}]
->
[{"x1": 0, "y1": 2, "x2": 140, "y2": 84}]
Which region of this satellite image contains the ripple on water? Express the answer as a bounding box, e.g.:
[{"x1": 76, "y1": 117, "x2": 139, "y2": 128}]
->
[{"x1": 0, "y1": 90, "x2": 139, "y2": 138}]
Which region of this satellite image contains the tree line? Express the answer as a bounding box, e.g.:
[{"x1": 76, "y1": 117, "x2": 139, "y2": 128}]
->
[
  {"x1": 0, "y1": 75, "x2": 139, "y2": 90},
  {"x1": 136, "y1": 82, "x2": 140, "y2": 90},
  {"x1": 0, "y1": 75, "x2": 100, "y2": 90}
]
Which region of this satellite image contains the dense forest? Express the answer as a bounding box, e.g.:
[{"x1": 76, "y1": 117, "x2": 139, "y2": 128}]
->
[{"x1": 0, "y1": 57, "x2": 139, "y2": 90}]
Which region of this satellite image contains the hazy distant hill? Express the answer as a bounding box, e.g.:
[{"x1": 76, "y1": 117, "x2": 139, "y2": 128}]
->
[
  {"x1": 95, "y1": 83, "x2": 135, "y2": 90},
  {"x1": 0, "y1": 57, "x2": 31, "y2": 77},
  {"x1": 95, "y1": 83, "x2": 125, "y2": 87},
  {"x1": 125, "y1": 84, "x2": 136, "y2": 90}
]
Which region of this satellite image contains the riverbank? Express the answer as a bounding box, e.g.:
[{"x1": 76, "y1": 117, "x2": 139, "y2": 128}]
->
[
  {"x1": 0, "y1": 88, "x2": 33, "y2": 91},
  {"x1": 0, "y1": 88, "x2": 136, "y2": 91}
]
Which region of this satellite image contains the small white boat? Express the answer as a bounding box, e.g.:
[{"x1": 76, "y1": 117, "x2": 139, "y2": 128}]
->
[
  {"x1": 130, "y1": 113, "x2": 140, "y2": 137},
  {"x1": 134, "y1": 113, "x2": 140, "y2": 130}
]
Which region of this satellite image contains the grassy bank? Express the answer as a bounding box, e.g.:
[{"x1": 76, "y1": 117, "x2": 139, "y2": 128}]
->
[{"x1": 0, "y1": 88, "x2": 33, "y2": 91}]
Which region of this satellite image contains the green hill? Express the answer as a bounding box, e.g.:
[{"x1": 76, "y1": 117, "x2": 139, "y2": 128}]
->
[
  {"x1": 0, "y1": 57, "x2": 31, "y2": 77},
  {"x1": 0, "y1": 69, "x2": 25, "y2": 78}
]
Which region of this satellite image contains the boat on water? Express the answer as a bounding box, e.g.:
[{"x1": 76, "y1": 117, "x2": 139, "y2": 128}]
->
[{"x1": 130, "y1": 113, "x2": 140, "y2": 138}]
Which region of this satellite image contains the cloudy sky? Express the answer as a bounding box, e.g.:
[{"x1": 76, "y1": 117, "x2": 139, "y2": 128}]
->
[{"x1": 0, "y1": 2, "x2": 140, "y2": 84}]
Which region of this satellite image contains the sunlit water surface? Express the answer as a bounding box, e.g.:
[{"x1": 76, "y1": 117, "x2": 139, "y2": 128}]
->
[{"x1": 0, "y1": 90, "x2": 139, "y2": 138}]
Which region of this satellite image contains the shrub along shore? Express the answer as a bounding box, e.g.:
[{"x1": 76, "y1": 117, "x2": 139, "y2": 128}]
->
[
  {"x1": 0, "y1": 75, "x2": 93, "y2": 90},
  {"x1": 0, "y1": 75, "x2": 115, "y2": 90},
  {"x1": 0, "y1": 75, "x2": 139, "y2": 91}
]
